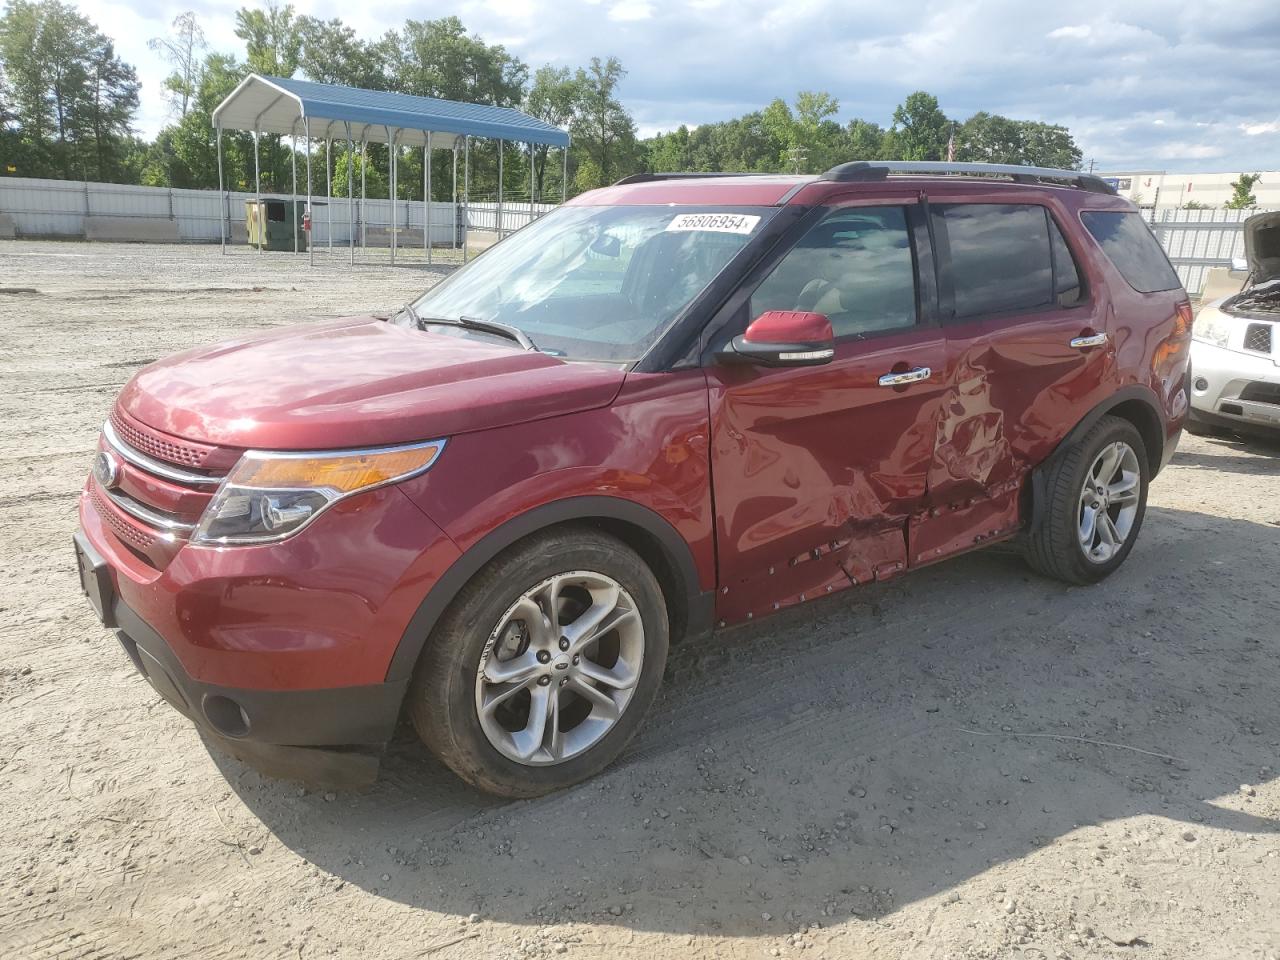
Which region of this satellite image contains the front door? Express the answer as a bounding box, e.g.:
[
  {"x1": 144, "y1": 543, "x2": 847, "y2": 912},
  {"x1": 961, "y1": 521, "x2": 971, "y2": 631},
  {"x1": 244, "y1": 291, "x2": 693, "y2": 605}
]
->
[{"x1": 704, "y1": 197, "x2": 947, "y2": 624}]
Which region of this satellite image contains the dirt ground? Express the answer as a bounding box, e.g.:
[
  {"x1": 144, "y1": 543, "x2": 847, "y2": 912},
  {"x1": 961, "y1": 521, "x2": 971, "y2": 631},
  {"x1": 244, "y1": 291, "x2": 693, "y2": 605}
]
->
[{"x1": 1, "y1": 240, "x2": 1278, "y2": 960}]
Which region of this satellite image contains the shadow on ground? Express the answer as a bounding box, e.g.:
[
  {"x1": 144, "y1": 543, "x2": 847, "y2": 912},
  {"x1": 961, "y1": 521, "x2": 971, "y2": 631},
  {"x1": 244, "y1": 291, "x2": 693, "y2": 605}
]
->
[{"x1": 215, "y1": 505, "x2": 1280, "y2": 935}]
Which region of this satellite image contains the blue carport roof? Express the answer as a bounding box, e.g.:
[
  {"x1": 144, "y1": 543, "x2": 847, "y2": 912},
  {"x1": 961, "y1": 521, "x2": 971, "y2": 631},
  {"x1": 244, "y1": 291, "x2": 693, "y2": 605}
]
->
[{"x1": 213, "y1": 73, "x2": 569, "y2": 149}]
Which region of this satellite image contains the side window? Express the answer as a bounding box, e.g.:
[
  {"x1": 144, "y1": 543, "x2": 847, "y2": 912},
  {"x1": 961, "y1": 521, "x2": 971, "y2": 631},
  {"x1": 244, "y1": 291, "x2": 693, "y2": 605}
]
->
[
  {"x1": 750, "y1": 206, "x2": 917, "y2": 338},
  {"x1": 940, "y1": 204, "x2": 1055, "y2": 318},
  {"x1": 1048, "y1": 213, "x2": 1083, "y2": 306},
  {"x1": 1080, "y1": 211, "x2": 1182, "y2": 293}
]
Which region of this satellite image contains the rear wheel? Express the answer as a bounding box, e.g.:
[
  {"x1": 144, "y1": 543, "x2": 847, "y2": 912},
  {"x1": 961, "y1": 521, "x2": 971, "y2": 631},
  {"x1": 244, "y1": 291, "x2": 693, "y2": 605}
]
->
[
  {"x1": 1025, "y1": 415, "x2": 1149, "y2": 585},
  {"x1": 408, "y1": 527, "x2": 669, "y2": 797}
]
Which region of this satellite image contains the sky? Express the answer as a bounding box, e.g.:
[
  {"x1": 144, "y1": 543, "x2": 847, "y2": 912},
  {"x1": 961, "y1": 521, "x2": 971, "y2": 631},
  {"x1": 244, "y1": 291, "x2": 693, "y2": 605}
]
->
[{"x1": 77, "y1": 0, "x2": 1280, "y2": 173}]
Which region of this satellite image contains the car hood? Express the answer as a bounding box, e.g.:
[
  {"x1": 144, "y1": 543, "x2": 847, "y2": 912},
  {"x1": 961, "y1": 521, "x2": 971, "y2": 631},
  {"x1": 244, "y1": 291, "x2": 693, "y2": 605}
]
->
[
  {"x1": 118, "y1": 316, "x2": 627, "y2": 450},
  {"x1": 1244, "y1": 211, "x2": 1280, "y2": 284}
]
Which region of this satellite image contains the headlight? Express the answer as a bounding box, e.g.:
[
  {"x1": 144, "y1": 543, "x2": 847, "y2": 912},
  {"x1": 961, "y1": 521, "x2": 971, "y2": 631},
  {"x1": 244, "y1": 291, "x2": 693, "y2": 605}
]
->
[
  {"x1": 1191, "y1": 308, "x2": 1231, "y2": 348},
  {"x1": 193, "y1": 439, "x2": 446, "y2": 545}
]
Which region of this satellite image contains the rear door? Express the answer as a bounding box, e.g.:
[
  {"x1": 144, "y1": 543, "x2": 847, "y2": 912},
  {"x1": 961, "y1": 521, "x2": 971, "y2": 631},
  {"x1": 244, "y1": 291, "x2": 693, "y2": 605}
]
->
[
  {"x1": 912, "y1": 196, "x2": 1110, "y2": 564},
  {"x1": 703, "y1": 194, "x2": 947, "y2": 623}
]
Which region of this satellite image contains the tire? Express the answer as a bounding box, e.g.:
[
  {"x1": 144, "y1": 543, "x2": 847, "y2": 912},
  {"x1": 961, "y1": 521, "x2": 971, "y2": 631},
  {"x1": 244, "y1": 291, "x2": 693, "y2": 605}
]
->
[
  {"x1": 407, "y1": 526, "x2": 669, "y2": 798},
  {"x1": 1025, "y1": 415, "x2": 1149, "y2": 585}
]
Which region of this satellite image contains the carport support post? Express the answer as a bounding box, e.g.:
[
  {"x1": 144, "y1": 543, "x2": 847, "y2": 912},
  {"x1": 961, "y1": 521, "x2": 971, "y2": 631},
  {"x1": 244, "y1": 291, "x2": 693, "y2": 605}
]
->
[
  {"x1": 463, "y1": 135, "x2": 470, "y2": 264},
  {"x1": 424, "y1": 132, "x2": 432, "y2": 266},
  {"x1": 360, "y1": 140, "x2": 367, "y2": 251},
  {"x1": 325, "y1": 138, "x2": 332, "y2": 255},
  {"x1": 253, "y1": 128, "x2": 262, "y2": 256},
  {"x1": 529, "y1": 141, "x2": 535, "y2": 223},
  {"x1": 305, "y1": 117, "x2": 313, "y2": 268},
  {"x1": 451, "y1": 144, "x2": 458, "y2": 257},
  {"x1": 345, "y1": 122, "x2": 354, "y2": 267},
  {"x1": 216, "y1": 125, "x2": 225, "y2": 254},
  {"x1": 497, "y1": 138, "x2": 504, "y2": 240},
  {"x1": 562, "y1": 143, "x2": 568, "y2": 204},
  {"x1": 387, "y1": 127, "x2": 397, "y2": 266},
  {"x1": 290, "y1": 131, "x2": 298, "y2": 255}
]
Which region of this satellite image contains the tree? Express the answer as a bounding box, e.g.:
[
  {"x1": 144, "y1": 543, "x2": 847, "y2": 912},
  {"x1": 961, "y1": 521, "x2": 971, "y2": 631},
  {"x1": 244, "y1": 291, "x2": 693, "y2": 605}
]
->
[
  {"x1": 1226, "y1": 173, "x2": 1261, "y2": 210},
  {"x1": 525, "y1": 65, "x2": 580, "y2": 196},
  {"x1": 392, "y1": 16, "x2": 525, "y2": 106},
  {"x1": 296, "y1": 16, "x2": 390, "y2": 89},
  {"x1": 234, "y1": 1, "x2": 300, "y2": 77},
  {"x1": 570, "y1": 56, "x2": 640, "y2": 189},
  {"x1": 890, "y1": 91, "x2": 949, "y2": 161},
  {"x1": 149, "y1": 12, "x2": 206, "y2": 118},
  {"x1": 0, "y1": 0, "x2": 140, "y2": 180}
]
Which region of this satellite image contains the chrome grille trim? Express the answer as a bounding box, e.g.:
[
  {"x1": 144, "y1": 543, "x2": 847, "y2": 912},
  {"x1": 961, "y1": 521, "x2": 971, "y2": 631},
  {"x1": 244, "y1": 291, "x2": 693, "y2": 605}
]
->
[
  {"x1": 97, "y1": 482, "x2": 197, "y2": 537},
  {"x1": 102, "y1": 420, "x2": 223, "y2": 487}
]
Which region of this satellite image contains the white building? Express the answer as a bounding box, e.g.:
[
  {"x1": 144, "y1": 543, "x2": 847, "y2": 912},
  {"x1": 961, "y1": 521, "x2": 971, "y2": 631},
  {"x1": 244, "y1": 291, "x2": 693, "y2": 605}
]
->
[{"x1": 1098, "y1": 170, "x2": 1280, "y2": 209}]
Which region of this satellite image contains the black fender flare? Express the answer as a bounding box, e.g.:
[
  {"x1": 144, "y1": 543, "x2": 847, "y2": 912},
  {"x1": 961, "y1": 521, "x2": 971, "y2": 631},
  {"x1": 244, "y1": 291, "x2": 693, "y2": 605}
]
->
[
  {"x1": 385, "y1": 495, "x2": 712, "y2": 682},
  {"x1": 1028, "y1": 385, "x2": 1169, "y2": 531}
]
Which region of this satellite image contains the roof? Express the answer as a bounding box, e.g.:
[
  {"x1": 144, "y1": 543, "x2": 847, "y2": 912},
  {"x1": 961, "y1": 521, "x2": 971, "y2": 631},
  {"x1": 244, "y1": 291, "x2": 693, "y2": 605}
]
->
[
  {"x1": 579, "y1": 163, "x2": 1128, "y2": 207},
  {"x1": 571, "y1": 175, "x2": 809, "y2": 206},
  {"x1": 212, "y1": 74, "x2": 569, "y2": 149}
]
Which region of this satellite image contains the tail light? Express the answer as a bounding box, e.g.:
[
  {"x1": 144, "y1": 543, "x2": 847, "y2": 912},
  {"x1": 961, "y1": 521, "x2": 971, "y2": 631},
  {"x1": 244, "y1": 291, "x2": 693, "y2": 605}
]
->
[
  {"x1": 1173, "y1": 300, "x2": 1193, "y2": 340},
  {"x1": 1154, "y1": 299, "x2": 1194, "y2": 373}
]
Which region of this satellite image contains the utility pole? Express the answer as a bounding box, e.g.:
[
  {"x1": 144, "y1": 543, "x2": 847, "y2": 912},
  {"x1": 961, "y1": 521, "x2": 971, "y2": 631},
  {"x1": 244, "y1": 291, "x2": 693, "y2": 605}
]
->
[{"x1": 786, "y1": 146, "x2": 808, "y2": 175}]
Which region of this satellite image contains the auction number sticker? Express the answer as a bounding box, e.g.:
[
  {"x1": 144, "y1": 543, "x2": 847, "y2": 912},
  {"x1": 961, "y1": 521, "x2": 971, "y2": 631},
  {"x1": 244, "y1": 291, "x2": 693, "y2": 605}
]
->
[{"x1": 666, "y1": 213, "x2": 761, "y2": 235}]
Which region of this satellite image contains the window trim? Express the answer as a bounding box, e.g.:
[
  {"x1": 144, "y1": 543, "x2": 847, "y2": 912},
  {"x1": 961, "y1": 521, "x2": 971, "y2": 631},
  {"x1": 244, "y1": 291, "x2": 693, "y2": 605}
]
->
[
  {"x1": 698, "y1": 198, "x2": 936, "y2": 361},
  {"x1": 931, "y1": 200, "x2": 1092, "y2": 326}
]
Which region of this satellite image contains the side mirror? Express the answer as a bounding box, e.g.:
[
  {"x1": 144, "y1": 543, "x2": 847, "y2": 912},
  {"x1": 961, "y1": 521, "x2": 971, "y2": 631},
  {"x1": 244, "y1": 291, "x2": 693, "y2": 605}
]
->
[{"x1": 719, "y1": 310, "x2": 835, "y2": 367}]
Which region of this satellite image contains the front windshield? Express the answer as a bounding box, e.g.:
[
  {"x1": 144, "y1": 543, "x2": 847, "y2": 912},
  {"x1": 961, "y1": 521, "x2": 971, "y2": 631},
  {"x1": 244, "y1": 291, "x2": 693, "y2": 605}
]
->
[{"x1": 410, "y1": 204, "x2": 776, "y2": 362}]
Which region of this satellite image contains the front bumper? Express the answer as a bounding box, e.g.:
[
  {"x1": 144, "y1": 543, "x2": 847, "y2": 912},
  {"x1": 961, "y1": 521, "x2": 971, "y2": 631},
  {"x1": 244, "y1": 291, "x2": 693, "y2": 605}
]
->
[
  {"x1": 76, "y1": 529, "x2": 407, "y2": 785},
  {"x1": 1189, "y1": 339, "x2": 1280, "y2": 432},
  {"x1": 75, "y1": 469, "x2": 463, "y2": 785}
]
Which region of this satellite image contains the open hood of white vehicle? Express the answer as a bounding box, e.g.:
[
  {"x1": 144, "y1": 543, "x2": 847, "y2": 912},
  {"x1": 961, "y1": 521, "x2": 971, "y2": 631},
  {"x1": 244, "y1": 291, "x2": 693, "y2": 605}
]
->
[{"x1": 1244, "y1": 211, "x2": 1280, "y2": 284}]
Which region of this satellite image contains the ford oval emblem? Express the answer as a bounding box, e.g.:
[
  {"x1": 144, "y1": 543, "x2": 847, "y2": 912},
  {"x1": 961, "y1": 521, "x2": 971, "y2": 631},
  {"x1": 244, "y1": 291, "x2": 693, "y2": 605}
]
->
[{"x1": 94, "y1": 449, "x2": 122, "y2": 490}]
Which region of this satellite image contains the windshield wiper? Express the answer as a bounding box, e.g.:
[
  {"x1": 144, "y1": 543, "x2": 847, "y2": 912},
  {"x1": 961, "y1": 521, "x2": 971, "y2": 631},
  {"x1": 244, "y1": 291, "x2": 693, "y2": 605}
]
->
[{"x1": 413, "y1": 310, "x2": 537, "y2": 352}]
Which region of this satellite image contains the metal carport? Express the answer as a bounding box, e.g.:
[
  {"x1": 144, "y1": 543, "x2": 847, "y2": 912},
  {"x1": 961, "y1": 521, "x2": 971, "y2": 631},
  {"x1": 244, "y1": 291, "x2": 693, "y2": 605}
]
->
[{"x1": 212, "y1": 73, "x2": 571, "y2": 266}]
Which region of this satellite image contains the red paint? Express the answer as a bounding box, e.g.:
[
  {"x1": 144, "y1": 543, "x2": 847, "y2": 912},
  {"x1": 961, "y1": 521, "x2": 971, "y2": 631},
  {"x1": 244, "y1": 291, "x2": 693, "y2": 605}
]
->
[{"x1": 78, "y1": 172, "x2": 1189, "y2": 714}]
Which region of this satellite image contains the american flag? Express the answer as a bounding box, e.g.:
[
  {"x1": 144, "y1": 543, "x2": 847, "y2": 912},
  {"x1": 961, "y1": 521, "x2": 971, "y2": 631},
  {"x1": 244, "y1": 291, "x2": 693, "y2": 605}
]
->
[{"x1": 946, "y1": 130, "x2": 956, "y2": 162}]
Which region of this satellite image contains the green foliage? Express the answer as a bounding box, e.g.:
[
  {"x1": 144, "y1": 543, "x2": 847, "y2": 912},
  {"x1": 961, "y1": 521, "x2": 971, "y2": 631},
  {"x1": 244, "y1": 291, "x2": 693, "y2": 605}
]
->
[
  {"x1": 1226, "y1": 173, "x2": 1261, "y2": 210},
  {"x1": 0, "y1": 0, "x2": 140, "y2": 180},
  {"x1": 569, "y1": 56, "x2": 641, "y2": 189},
  {"x1": 890, "y1": 91, "x2": 949, "y2": 161},
  {"x1": 1182, "y1": 199, "x2": 1210, "y2": 210},
  {"x1": 394, "y1": 16, "x2": 525, "y2": 105},
  {"x1": 234, "y1": 1, "x2": 299, "y2": 77},
  {"x1": 955, "y1": 111, "x2": 1082, "y2": 168}
]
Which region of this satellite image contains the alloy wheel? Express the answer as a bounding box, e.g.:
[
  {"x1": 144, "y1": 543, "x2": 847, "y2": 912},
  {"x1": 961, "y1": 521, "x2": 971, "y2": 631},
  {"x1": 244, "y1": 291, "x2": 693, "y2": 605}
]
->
[
  {"x1": 1078, "y1": 440, "x2": 1142, "y2": 564},
  {"x1": 474, "y1": 570, "x2": 644, "y2": 766}
]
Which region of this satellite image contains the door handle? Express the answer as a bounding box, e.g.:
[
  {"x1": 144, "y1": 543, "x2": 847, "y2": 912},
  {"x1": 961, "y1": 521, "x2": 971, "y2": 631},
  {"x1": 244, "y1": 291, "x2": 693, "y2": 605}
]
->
[
  {"x1": 878, "y1": 366, "x2": 931, "y2": 387},
  {"x1": 1070, "y1": 332, "x2": 1108, "y2": 349}
]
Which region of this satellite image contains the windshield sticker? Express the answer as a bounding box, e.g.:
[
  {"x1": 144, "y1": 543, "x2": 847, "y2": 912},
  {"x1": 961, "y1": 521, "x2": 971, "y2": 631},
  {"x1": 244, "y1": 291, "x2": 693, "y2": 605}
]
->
[{"x1": 666, "y1": 213, "x2": 761, "y2": 235}]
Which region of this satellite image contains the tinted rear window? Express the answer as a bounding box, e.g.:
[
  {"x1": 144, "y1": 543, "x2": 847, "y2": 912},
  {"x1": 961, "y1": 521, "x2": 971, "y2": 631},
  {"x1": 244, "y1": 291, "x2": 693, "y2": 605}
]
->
[
  {"x1": 1080, "y1": 211, "x2": 1182, "y2": 293},
  {"x1": 940, "y1": 204, "x2": 1053, "y2": 318}
]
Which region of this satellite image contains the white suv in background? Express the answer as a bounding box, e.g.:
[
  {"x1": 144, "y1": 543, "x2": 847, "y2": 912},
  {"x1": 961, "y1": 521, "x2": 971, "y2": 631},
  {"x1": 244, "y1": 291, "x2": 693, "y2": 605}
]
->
[{"x1": 1190, "y1": 212, "x2": 1280, "y2": 437}]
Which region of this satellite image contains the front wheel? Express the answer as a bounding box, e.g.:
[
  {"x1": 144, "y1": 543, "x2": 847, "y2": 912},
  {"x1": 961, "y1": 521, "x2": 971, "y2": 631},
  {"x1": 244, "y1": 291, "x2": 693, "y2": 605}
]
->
[
  {"x1": 1025, "y1": 415, "x2": 1149, "y2": 585},
  {"x1": 408, "y1": 527, "x2": 669, "y2": 797}
]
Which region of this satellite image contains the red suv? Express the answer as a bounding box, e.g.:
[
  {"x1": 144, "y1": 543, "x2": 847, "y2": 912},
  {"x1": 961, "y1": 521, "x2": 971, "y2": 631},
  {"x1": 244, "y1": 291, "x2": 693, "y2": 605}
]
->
[{"x1": 75, "y1": 161, "x2": 1191, "y2": 797}]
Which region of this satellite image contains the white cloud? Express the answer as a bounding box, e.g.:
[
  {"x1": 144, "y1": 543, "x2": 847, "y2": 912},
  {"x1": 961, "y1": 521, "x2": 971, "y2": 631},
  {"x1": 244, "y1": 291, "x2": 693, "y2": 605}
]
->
[
  {"x1": 607, "y1": 0, "x2": 654, "y2": 21},
  {"x1": 1047, "y1": 24, "x2": 1091, "y2": 40},
  {"x1": 1241, "y1": 120, "x2": 1280, "y2": 136}
]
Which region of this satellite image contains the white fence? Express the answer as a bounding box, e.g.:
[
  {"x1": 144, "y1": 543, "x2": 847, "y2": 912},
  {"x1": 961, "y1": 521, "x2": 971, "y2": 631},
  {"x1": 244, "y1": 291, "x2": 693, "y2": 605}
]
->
[
  {"x1": 0, "y1": 175, "x2": 1265, "y2": 294},
  {"x1": 0, "y1": 175, "x2": 556, "y2": 247},
  {"x1": 1146, "y1": 207, "x2": 1275, "y2": 297}
]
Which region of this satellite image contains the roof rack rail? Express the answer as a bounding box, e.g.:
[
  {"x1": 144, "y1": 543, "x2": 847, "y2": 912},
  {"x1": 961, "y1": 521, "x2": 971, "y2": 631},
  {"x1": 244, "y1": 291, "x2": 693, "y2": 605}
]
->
[
  {"x1": 819, "y1": 161, "x2": 1116, "y2": 195},
  {"x1": 612, "y1": 172, "x2": 764, "y2": 186}
]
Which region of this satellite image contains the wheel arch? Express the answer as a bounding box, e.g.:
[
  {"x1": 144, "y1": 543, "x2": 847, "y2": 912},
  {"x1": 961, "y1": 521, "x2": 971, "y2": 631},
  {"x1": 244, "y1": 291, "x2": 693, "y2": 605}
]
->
[
  {"x1": 1029, "y1": 386, "x2": 1167, "y2": 530},
  {"x1": 385, "y1": 496, "x2": 714, "y2": 683}
]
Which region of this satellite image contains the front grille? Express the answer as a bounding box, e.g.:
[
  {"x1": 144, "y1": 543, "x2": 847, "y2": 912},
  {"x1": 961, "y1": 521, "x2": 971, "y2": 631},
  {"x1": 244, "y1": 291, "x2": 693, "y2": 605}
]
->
[
  {"x1": 1243, "y1": 323, "x2": 1273, "y2": 354},
  {"x1": 1240, "y1": 381, "x2": 1280, "y2": 406},
  {"x1": 109, "y1": 408, "x2": 216, "y2": 468},
  {"x1": 90, "y1": 484, "x2": 157, "y2": 549}
]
